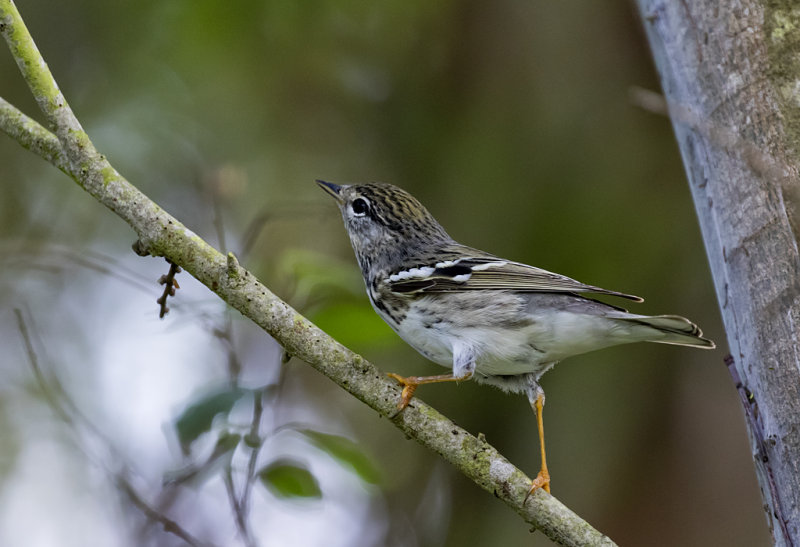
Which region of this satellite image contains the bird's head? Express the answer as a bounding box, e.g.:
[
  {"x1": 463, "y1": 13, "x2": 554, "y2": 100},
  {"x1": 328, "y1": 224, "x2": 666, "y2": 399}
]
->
[{"x1": 317, "y1": 180, "x2": 451, "y2": 276}]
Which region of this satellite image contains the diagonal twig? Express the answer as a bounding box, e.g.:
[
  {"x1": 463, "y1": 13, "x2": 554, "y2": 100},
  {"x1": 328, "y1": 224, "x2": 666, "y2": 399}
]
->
[{"x1": 0, "y1": 2, "x2": 614, "y2": 544}]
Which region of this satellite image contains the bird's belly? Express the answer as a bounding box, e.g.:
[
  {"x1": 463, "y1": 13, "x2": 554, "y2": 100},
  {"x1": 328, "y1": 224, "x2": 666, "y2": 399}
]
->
[
  {"x1": 386, "y1": 303, "x2": 632, "y2": 380},
  {"x1": 390, "y1": 315, "x2": 456, "y2": 369},
  {"x1": 389, "y1": 306, "x2": 550, "y2": 377}
]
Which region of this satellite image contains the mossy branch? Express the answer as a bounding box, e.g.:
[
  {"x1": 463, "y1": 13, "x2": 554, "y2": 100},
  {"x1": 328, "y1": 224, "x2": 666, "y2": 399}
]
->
[{"x1": 0, "y1": 2, "x2": 614, "y2": 545}]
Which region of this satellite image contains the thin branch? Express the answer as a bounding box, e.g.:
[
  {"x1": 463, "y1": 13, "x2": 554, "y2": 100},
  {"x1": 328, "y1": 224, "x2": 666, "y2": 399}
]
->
[
  {"x1": 117, "y1": 475, "x2": 214, "y2": 547},
  {"x1": 0, "y1": 3, "x2": 614, "y2": 545},
  {"x1": 223, "y1": 467, "x2": 257, "y2": 547},
  {"x1": 0, "y1": 96, "x2": 68, "y2": 172},
  {"x1": 240, "y1": 388, "x2": 266, "y2": 518},
  {"x1": 212, "y1": 314, "x2": 243, "y2": 384},
  {"x1": 14, "y1": 308, "x2": 70, "y2": 422}
]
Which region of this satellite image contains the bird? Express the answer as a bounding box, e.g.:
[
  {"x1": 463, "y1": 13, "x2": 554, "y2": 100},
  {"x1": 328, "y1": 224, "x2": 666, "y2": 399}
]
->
[{"x1": 317, "y1": 179, "x2": 715, "y2": 495}]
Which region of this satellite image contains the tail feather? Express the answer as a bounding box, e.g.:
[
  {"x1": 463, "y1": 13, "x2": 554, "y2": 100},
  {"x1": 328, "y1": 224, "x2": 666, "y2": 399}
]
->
[{"x1": 611, "y1": 313, "x2": 716, "y2": 349}]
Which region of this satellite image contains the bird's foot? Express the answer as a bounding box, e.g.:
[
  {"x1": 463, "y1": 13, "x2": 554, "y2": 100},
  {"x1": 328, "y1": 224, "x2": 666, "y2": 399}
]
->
[
  {"x1": 524, "y1": 469, "x2": 551, "y2": 503},
  {"x1": 386, "y1": 371, "x2": 469, "y2": 415},
  {"x1": 386, "y1": 373, "x2": 420, "y2": 411}
]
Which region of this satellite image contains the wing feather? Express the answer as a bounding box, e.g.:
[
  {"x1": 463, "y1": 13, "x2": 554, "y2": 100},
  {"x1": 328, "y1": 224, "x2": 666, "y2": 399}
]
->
[{"x1": 388, "y1": 256, "x2": 643, "y2": 302}]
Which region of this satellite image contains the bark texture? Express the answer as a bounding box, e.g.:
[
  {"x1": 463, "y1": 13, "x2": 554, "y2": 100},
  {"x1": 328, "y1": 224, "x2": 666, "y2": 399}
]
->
[{"x1": 636, "y1": 2, "x2": 800, "y2": 545}]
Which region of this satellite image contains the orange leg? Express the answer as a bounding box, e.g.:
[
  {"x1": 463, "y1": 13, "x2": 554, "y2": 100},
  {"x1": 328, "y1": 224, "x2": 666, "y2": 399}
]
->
[
  {"x1": 386, "y1": 371, "x2": 473, "y2": 411},
  {"x1": 526, "y1": 391, "x2": 551, "y2": 498}
]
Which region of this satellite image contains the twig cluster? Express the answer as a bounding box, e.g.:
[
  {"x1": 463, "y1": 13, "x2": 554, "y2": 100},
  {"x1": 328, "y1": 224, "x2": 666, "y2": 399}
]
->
[{"x1": 157, "y1": 260, "x2": 182, "y2": 318}]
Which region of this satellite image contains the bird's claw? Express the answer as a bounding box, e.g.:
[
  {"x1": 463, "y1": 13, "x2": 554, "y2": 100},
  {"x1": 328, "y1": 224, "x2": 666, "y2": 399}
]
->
[
  {"x1": 524, "y1": 469, "x2": 551, "y2": 503},
  {"x1": 386, "y1": 372, "x2": 419, "y2": 412}
]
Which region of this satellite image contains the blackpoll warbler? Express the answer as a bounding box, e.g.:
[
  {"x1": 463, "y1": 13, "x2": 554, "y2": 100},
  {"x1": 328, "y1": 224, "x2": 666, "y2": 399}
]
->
[{"x1": 318, "y1": 180, "x2": 715, "y2": 494}]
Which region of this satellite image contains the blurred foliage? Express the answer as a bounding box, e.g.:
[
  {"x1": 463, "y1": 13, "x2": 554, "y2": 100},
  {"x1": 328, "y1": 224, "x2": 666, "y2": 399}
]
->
[
  {"x1": 175, "y1": 387, "x2": 248, "y2": 452},
  {"x1": 276, "y1": 249, "x2": 400, "y2": 348},
  {"x1": 0, "y1": 1, "x2": 771, "y2": 546},
  {"x1": 170, "y1": 381, "x2": 379, "y2": 507},
  {"x1": 258, "y1": 458, "x2": 322, "y2": 500},
  {"x1": 298, "y1": 428, "x2": 382, "y2": 485}
]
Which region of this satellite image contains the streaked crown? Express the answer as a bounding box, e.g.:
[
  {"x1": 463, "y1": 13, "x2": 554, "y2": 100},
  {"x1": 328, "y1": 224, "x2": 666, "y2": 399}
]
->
[{"x1": 317, "y1": 180, "x2": 452, "y2": 277}]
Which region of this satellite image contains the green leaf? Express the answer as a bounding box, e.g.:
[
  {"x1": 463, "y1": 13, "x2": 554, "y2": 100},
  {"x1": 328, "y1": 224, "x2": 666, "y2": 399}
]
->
[
  {"x1": 211, "y1": 431, "x2": 242, "y2": 459},
  {"x1": 299, "y1": 429, "x2": 381, "y2": 484},
  {"x1": 258, "y1": 459, "x2": 322, "y2": 499},
  {"x1": 175, "y1": 387, "x2": 248, "y2": 451}
]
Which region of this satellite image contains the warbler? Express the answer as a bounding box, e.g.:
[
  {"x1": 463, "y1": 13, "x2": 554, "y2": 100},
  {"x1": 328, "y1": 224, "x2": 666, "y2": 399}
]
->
[{"x1": 317, "y1": 180, "x2": 715, "y2": 495}]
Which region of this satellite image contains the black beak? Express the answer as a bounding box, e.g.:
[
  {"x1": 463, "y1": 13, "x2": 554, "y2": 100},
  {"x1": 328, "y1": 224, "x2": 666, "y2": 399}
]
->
[{"x1": 316, "y1": 179, "x2": 344, "y2": 203}]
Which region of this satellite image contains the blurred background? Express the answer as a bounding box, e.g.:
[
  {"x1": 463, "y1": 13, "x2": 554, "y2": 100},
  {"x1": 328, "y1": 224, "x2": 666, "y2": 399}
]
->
[{"x1": 0, "y1": 1, "x2": 770, "y2": 546}]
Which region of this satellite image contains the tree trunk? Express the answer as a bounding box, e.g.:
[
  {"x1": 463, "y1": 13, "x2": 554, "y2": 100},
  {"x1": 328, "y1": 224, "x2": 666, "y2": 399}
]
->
[{"x1": 635, "y1": 2, "x2": 800, "y2": 545}]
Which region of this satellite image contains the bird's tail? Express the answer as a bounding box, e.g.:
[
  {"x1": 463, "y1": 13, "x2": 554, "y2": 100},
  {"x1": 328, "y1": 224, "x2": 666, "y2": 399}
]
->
[{"x1": 612, "y1": 313, "x2": 716, "y2": 349}]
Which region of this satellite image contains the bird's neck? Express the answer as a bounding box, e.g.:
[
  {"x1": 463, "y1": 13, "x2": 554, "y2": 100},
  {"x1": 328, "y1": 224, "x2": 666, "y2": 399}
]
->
[{"x1": 353, "y1": 234, "x2": 455, "y2": 283}]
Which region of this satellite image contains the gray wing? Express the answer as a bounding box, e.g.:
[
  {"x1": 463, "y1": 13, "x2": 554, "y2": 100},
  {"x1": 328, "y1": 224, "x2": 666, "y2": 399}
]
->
[{"x1": 387, "y1": 256, "x2": 643, "y2": 302}]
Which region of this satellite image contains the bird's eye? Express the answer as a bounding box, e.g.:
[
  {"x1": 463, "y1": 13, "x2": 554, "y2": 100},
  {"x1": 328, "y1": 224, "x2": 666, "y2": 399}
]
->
[{"x1": 351, "y1": 198, "x2": 369, "y2": 216}]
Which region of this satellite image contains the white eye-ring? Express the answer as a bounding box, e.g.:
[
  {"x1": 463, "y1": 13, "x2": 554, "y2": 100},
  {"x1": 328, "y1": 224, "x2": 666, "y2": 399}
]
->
[{"x1": 351, "y1": 197, "x2": 369, "y2": 216}]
